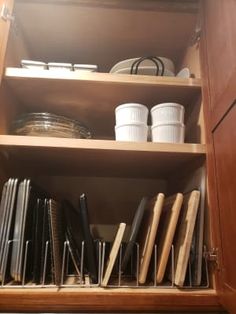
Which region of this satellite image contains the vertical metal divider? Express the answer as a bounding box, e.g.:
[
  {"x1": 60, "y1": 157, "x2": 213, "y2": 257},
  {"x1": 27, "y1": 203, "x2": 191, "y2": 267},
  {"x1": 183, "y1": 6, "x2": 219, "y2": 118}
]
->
[
  {"x1": 130, "y1": 245, "x2": 133, "y2": 275},
  {"x1": 171, "y1": 245, "x2": 175, "y2": 288},
  {"x1": 97, "y1": 241, "x2": 102, "y2": 286},
  {"x1": 174, "y1": 244, "x2": 210, "y2": 290},
  {"x1": 102, "y1": 241, "x2": 159, "y2": 288},
  {"x1": 153, "y1": 244, "x2": 157, "y2": 287},
  {"x1": 71, "y1": 250, "x2": 81, "y2": 278},
  {"x1": 188, "y1": 259, "x2": 193, "y2": 287},
  {"x1": 1, "y1": 239, "x2": 13, "y2": 286},
  {"x1": 60, "y1": 241, "x2": 67, "y2": 286},
  {"x1": 118, "y1": 244, "x2": 123, "y2": 286},
  {"x1": 101, "y1": 242, "x2": 106, "y2": 284},
  {"x1": 104, "y1": 241, "x2": 139, "y2": 288},
  {"x1": 0, "y1": 238, "x2": 210, "y2": 289},
  {"x1": 42, "y1": 241, "x2": 49, "y2": 286},
  {"x1": 80, "y1": 241, "x2": 85, "y2": 285},
  {"x1": 102, "y1": 241, "x2": 113, "y2": 287},
  {"x1": 136, "y1": 243, "x2": 139, "y2": 287},
  {"x1": 22, "y1": 240, "x2": 31, "y2": 286},
  {"x1": 204, "y1": 250, "x2": 210, "y2": 288},
  {"x1": 65, "y1": 243, "x2": 70, "y2": 277},
  {"x1": 61, "y1": 240, "x2": 85, "y2": 287}
]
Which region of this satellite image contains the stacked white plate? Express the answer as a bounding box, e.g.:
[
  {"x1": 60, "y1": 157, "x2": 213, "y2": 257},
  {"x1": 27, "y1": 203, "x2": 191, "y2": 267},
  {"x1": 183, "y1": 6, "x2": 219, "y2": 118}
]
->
[
  {"x1": 110, "y1": 57, "x2": 175, "y2": 77},
  {"x1": 115, "y1": 103, "x2": 148, "y2": 142},
  {"x1": 151, "y1": 103, "x2": 185, "y2": 143}
]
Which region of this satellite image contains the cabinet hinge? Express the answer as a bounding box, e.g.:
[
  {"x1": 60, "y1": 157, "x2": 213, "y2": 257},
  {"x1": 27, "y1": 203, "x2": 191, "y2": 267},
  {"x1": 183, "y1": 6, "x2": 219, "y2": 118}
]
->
[
  {"x1": 204, "y1": 247, "x2": 219, "y2": 268},
  {"x1": 190, "y1": 11, "x2": 201, "y2": 46},
  {"x1": 1, "y1": 3, "x2": 14, "y2": 22}
]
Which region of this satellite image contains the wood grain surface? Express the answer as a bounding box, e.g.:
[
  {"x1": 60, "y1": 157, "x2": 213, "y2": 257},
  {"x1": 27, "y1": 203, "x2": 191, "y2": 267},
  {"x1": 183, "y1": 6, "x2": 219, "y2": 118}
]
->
[
  {"x1": 202, "y1": 0, "x2": 236, "y2": 129},
  {"x1": 138, "y1": 193, "x2": 165, "y2": 284},
  {"x1": 102, "y1": 223, "x2": 126, "y2": 286},
  {"x1": 0, "y1": 287, "x2": 221, "y2": 312},
  {"x1": 173, "y1": 190, "x2": 200, "y2": 287},
  {"x1": 0, "y1": 135, "x2": 206, "y2": 178},
  {"x1": 213, "y1": 104, "x2": 236, "y2": 309},
  {"x1": 156, "y1": 193, "x2": 183, "y2": 283}
]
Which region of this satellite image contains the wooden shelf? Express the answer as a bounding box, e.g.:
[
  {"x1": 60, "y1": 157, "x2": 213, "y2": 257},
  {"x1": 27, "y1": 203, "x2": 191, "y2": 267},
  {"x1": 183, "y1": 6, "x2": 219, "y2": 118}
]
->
[
  {"x1": 0, "y1": 287, "x2": 221, "y2": 312},
  {"x1": 0, "y1": 135, "x2": 205, "y2": 178},
  {"x1": 4, "y1": 68, "x2": 201, "y2": 138}
]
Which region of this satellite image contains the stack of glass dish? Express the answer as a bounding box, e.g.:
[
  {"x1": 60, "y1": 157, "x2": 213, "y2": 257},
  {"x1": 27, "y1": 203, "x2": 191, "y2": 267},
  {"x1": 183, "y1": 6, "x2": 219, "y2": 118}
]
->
[{"x1": 11, "y1": 112, "x2": 92, "y2": 139}]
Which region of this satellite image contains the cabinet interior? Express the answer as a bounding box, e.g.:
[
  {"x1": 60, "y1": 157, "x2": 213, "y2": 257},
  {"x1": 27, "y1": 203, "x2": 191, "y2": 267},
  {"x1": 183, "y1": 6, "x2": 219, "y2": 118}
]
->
[
  {"x1": 0, "y1": 0, "x2": 215, "y2": 292},
  {"x1": 7, "y1": 0, "x2": 199, "y2": 72},
  {"x1": 2, "y1": 0, "x2": 203, "y2": 140}
]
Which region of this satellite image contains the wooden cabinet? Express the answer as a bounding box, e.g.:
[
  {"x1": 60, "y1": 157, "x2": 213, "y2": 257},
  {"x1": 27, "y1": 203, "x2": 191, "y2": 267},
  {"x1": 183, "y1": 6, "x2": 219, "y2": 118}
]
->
[
  {"x1": 0, "y1": 0, "x2": 234, "y2": 312},
  {"x1": 213, "y1": 105, "x2": 236, "y2": 308},
  {"x1": 201, "y1": 0, "x2": 236, "y2": 129},
  {"x1": 200, "y1": 1, "x2": 236, "y2": 312}
]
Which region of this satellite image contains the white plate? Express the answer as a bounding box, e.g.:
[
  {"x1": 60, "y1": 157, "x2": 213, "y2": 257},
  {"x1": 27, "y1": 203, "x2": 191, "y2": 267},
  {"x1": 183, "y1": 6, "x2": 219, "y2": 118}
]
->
[
  {"x1": 176, "y1": 67, "x2": 191, "y2": 78},
  {"x1": 112, "y1": 66, "x2": 174, "y2": 77},
  {"x1": 110, "y1": 56, "x2": 175, "y2": 74}
]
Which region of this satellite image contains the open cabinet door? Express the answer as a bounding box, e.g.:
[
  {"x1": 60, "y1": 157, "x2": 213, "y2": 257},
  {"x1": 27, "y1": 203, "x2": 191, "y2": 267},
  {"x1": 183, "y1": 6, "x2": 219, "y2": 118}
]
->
[
  {"x1": 200, "y1": 0, "x2": 236, "y2": 313},
  {"x1": 213, "y1": 103, "x2": 236, "y2": 313},
  {"x1": 0, "y1": 0, "x2": 14, "y2": 80}
]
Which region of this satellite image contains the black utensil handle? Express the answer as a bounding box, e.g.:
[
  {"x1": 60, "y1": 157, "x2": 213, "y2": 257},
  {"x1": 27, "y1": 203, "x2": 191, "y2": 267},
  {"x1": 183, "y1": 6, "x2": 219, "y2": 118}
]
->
[{"x1": 130, "y1": 56, "x2": 165, "y2": 76}]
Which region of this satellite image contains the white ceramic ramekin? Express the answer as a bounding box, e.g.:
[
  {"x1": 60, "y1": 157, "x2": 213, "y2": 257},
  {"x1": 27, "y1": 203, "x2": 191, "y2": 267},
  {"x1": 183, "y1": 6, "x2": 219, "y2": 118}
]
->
[
  {"x1": 151, "y1": 122, "x2": 185, "y2": 143},
  {"x1": 115, "y1": 103, "x2": 148, "y2": 125},
  {"x1": 115, "y1": 123, "x2": 148, "y2": 142},
  {"x1": 151, "y1": 103, "x2": 185, "y2": 124}
]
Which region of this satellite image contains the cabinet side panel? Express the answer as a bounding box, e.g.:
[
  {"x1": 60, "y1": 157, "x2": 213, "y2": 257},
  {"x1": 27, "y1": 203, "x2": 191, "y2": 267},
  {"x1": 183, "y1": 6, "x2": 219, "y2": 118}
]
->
[
  {"x1": 4, "y1": 14, "x2": 31, "y2": 67},
  {"x1": 177, "y1": 43, "x2": 201, "y2": 79},
  {"x1": 0, "y1": 0, "x2": 14, "y2": 80},
  {"x1": 185, "y1": 95, "x2": 205, "y2": 144},
  {"x1": 0, "y1": 82, "x2": 22, "y2": 134}
]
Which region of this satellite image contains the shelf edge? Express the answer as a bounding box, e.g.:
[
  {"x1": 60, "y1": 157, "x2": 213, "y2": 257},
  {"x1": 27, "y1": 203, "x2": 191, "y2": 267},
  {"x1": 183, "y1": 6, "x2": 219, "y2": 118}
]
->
[
  {"x1": 0, "y1": 135, "x2": 206, "y2": 154},
  {"x1": 4, "y1": 67, "x2": 202, "y2": 88}
]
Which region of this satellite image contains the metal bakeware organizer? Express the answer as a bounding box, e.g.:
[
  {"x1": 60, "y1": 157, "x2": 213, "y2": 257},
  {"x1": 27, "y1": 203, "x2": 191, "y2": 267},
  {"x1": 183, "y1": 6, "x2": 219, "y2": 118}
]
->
[{"x1": 0, "y1": 237, "x2": 209, "y2": 289}]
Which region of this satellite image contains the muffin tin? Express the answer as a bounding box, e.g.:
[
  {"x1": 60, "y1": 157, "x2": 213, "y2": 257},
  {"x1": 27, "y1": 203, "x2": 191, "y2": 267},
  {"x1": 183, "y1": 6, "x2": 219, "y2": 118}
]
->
[{"x1": 21, "y1": 60, "x2": 98, "y2": 72}]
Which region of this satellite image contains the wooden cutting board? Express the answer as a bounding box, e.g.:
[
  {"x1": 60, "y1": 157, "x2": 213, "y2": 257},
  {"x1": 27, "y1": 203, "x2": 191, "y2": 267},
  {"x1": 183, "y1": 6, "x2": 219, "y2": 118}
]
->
[
  {"x1": 102, "y1": 223, "x2": 126, "y2": 287},
  {"x1": 192, "y1": 167, "x2": 206, "y2": 286},
  {"x1": 173, "y1": 190, "x2": 200, "y2": 287},
  {"x1": 138, "y1": 193, "x2": 165, "y2": 284},
  {"x1": 156, "y1": 193, "x2": 183, "y2": 284}
]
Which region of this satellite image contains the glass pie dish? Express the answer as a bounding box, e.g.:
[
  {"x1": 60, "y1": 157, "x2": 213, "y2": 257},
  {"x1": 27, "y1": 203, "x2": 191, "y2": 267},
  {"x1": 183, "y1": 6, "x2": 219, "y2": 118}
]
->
[{"x1": 11, "y1": 112, "x2": 92, "y2": 139}]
